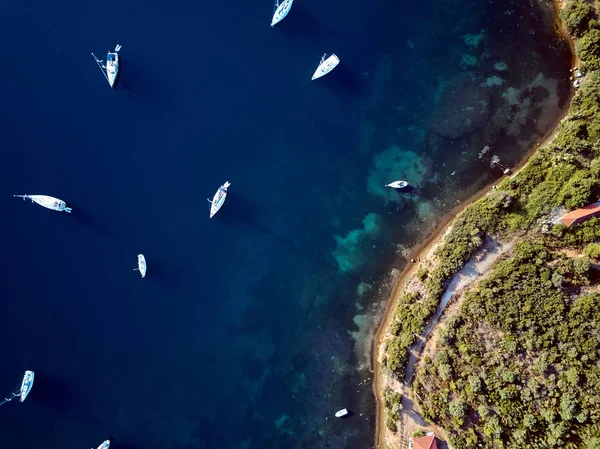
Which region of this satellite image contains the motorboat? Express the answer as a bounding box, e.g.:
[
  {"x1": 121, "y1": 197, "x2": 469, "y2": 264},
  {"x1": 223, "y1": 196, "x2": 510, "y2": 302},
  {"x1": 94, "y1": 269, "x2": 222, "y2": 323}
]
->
[
  {"x1": 311, "y1": 54, "x2": 340, "y2": 81},
  {"x1": 19, "y1": 371, "x2": 34, "y2": 402},
  {"x1": 0, "y1": 370, "x2": 35, "y2": 408},
  {"x1": 135, "y1": 254, "x2": 147, "y2": 278},
  {"x1": 385, "y1": 181, "x2": 408, "y2": 189},
  {"x1": 92, "y1": 44, "x2": 122, "y2": 88},
  {"x1": 335, "y1": 408, "x2": 349, "y2": 418},
  {"x1": 96, "y1": 440, "x2": 110, "y2": 449},
  {"x1": 271, "y1": 0, "x2": 293, "y2": 27},
  {"x1": 14, "y1": 194, "x2": 72, "y2": 213},
  {"x1": 208, "y1": 181, "x2": 231, "y2": 218}
]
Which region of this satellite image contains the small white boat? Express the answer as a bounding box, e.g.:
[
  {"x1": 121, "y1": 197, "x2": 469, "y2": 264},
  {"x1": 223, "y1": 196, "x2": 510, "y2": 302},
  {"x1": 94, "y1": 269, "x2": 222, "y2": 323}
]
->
[
  {"x1": 19, "y1": 371, "x2": 34, "y2": 403},
  {"x1": 208, "y1": 181, "x2": 231, "y2": 219},
  {"x1": 92, "y1": 44, "x2": 122, "y2": 88},
  {"x1": 134, "y1": 254, "x2": 147, "y2": 278},
  {"x1": 271, "y1": 0, "x2": 293, "y2": 27},
  {"x1": 335, "y1": 408, "x2": 349, "y2": 418},
  {"x1": 385, "y1": 181, "x2": 408, "y2": 189},
  {"x1": 14, "y1": 194, "x2": 72, "y2": 213},
  {"x1": 96, "y1": 440, "x2": 110, "y2": 449},
  {"x1": 311, "y1": 54, "x2": 340, "y2": 81}
]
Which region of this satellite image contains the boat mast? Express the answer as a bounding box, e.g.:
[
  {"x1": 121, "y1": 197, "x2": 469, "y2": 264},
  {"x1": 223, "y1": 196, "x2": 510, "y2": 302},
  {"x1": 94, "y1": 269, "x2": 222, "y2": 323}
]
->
[{"x1": 91, "y1": 53, "x2": 111, "y2": 84}]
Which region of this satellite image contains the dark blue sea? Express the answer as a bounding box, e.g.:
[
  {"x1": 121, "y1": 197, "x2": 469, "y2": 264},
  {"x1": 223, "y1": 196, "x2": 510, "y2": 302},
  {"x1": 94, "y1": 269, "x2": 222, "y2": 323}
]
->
[{"x1": 0, "y1": 0, "x2": 570, "y2": 448}]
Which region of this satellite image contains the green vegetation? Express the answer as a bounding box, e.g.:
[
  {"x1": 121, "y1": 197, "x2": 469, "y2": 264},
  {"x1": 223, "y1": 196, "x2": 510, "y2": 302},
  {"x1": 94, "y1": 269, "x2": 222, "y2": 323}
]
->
[
  {"x1": 384, "y1": 390, "x2": 403, "y2": 433},
  {"x1": 564, "y1": 0, "x2": 600, "y2": 70},
  {"x1": 381, "y1": 1, "x2": 600, "y2": 446},
  {"x1": 414, "y1": 239, "x2": 600, "y2": 448},
  {"x1": 562, "y1": 0, "x2": 595, "y2": 38}
]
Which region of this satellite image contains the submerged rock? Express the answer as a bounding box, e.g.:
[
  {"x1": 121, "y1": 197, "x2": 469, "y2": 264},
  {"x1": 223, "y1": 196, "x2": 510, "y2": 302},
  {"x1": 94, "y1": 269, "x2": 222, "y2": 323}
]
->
[{"x1": 428, "y1": 72, "x2": 492, "y2": 138}]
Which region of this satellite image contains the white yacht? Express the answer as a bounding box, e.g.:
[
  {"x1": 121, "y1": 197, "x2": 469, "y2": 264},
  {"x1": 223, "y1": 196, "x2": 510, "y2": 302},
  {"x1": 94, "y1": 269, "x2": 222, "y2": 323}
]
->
[
  {"x1": 19, "y1": 371, "x2": 34, "y2": 402},
  {"x1": 96, "y1": 440, "x2": 110, "y2": 449},
  {"x1": 335, "y1": 408, "x2": 349, "y2": 418},
  {"x1": 0, "y1": 370, "x2": 35, "y2": 408},
  {"x1": 92, "y1": 44, "x2": 122, "y2": 88},
  {"x1": 311, "y1": 54, "x2": 340, "y2": 81},
  {"x1": 385, "y1": 181, "x2": 408, "y2": 189},
  {"x1": 135, "y1": 254, "x2": 147, "y2": 278},
  {"x1": 208, "y1": 181, "x2": 231, "y2": 218},
  {"x1": 271, "y1": 0, "x2": 293, "y2": 27},
  {"x1": 14, "y1": 195, "x2": 72, "y2": 213}
]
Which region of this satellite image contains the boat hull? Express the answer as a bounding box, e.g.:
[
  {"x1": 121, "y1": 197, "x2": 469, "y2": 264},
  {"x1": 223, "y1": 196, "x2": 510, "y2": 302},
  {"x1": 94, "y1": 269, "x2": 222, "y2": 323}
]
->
[
  {"x1": 97, "y1": 440, "x2": 110, "y2": 449},
  {"x1": 386, "y1": 181, "x2": 408, "y2": 189},
  {"x1": 106, "y1": 52, "x2": 119, "y2": 88},
  {"x1": 137, "y1": 254, "x2": 147, "y2": 278},
  {"x1": 210, "y1": 182, "x2": 230, "y2": 218},
  {"x1": 271, "y1": 0, "x2": 293, "y2": 27},
  {"x1": 20, "y1": 370, "x2": 34, "y2": 403},
  {"x1": 17, "y1": 194, "x2": 72, "y2": 212},
  {"x1": 311, "y1": 54, "x2": 340, "y2": 80},
  {"x1": 335, "y1": 408, "x2": 349, "y2": 418}
]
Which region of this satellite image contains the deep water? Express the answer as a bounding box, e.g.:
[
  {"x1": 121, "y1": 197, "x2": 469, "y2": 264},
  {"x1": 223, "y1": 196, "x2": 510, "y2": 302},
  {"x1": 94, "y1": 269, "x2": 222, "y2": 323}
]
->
[{"x1": 0, "y1": 0, "x2": 569, "y2": 448}]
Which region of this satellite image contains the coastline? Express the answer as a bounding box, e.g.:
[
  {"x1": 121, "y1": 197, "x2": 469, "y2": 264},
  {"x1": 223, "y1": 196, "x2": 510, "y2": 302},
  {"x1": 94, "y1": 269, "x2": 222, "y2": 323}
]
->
[{"x1": 371, "y1": 1, "x2": 576, "y2": 446}]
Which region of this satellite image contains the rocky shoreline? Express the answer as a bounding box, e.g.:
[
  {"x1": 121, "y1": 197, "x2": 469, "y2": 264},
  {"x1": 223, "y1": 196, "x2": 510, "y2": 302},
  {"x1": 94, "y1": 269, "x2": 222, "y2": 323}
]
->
[{"x1": 372, "y1": 1, "x2": 576, "y2": 447}]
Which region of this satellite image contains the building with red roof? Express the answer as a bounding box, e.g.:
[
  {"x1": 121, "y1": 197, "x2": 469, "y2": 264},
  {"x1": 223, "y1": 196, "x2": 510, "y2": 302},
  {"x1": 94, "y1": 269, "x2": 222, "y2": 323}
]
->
[
  {"x1": 561, "y1": 201, "x2": 600, "y2": 227},
  {"x1": 412, "y1": 434, "x2": 438, "y2": 449}
]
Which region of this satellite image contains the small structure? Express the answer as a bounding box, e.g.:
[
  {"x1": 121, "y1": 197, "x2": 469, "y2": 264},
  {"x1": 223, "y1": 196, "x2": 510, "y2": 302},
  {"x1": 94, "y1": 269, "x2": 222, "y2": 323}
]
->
[
  {"x1": 561, "y1": 201, "x2": 600, "y2": 227},
  {"x1": 490, "y1": 156, "x2": 512, "y2": 176},
  {"x1": 411, "y1": 434, "x2": 438, "y2": 449}
]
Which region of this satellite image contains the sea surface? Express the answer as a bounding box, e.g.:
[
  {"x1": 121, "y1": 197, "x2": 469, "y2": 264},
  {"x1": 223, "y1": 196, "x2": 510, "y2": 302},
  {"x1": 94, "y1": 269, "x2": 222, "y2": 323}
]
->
[{"x1": 0, "y1": 0, "x2": 570, "y2": 448}]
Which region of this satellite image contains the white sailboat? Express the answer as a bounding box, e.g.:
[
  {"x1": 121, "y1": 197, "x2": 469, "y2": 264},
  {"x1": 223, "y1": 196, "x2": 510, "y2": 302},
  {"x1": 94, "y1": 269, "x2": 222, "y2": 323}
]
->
[
  {"x1": 134, "y1": 254, "x2": 147, "y2": 278},
  {"x1": 311, "y1": 54, "x2": 340, "y2": 81},
  {"x1": 14, "y1": 194, "x2": 72, "y2": 213},
  {"x1": 95, "y1": 440, "x2": 110, "y2": 449},
  {"x1": 208, "y1": 181, "x2": 231, "y2": 219},
  {"x1": 19, "y1": 371, "x2": 34, "y2": 402},
  {"x1": 0, "y1": 370, "x2": 35, "y2": 407},
  {"x1": 271, "y1": 0, "x2": 293, "y2": 27},
  {"x1": 385, "y1": 180, "x2": 408, "y2": 189},
  {"x1": 92, "y1": 44, "x2": 122, "y2": 88}
]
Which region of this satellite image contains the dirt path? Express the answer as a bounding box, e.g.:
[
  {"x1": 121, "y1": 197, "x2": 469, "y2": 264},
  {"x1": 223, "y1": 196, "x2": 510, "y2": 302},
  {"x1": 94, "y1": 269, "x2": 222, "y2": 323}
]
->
[{"x1": 396, "y1": 238, "x2": 513, "y2": 445}]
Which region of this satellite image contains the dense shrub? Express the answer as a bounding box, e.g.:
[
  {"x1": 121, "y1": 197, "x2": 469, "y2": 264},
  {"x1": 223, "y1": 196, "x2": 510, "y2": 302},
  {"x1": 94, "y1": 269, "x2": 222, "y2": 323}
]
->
[
  {"x1": 584, "y1": 242, "x2": 600, "y2": 258},
  {"x1": 414, "y1": 241, "x2": 600, "y2": 448},
  {"x1": 562, "y1": 0, "x2": 596, "y2": 37},
  {"x1": 576, "y1": 29, "x2": 600, "y2": 71}
]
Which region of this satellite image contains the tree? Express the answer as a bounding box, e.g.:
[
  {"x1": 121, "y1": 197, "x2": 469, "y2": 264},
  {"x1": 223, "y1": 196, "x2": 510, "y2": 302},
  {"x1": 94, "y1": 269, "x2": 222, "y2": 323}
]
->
[
  {"x1": 562, "y1": 0, "x2": 596, "y2": 37},
  {"x1": 577, "y1": 29, "x2": 600, "y2": 70}
]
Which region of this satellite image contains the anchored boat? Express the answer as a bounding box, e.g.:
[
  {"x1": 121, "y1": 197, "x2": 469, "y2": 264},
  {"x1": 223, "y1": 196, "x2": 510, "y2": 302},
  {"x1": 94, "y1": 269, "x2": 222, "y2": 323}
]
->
[
  {"x1": 14, "y1": 195, "x2": 72, "y2": 213},
  {"x1": 96, "y1": 440, "x2": 110, "y2": 449},
  {"x1": 385, "y1": 181, "x2": 408, "y2": 189},
  {"x1": 208, "y1": 181, "x2": 231, "y2": 218},
  {"x1": 134, "y1": 254, "x2": 147, "y2": 278},
  {"x1": 271, "y1": 0, "x2": 293, "y2": 27},
  {"x1": 335, "y1": 408, "x2": 349, "y2": 418},
  {"x1": 0, "y1": 370, "x2": 35, "y2": 408},
  {"x1": 92, "y1": 44, "x2": 122, "y2": 88},
  {"x1": 311, "y1": 54, "x2": 340, "y2": 81},
  {"x1": 19, "y1": 371, "x2": 34, "y2": 402}
]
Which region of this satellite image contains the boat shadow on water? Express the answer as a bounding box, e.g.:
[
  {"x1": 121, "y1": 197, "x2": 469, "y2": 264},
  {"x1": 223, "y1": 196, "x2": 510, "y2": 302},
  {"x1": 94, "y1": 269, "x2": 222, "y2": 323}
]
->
[
  {"x1": 319, "y1": 64, "x2": 368, "y2": 98},
  {"x1": 277, "y1": 4, "x2": 321, "y2": 40},
  {"x1": 116, "y1": 54, "x2": 179, "y2": 113},
  {"x1": 30, "y1": 373, "x2": 77, "y2": 412}
]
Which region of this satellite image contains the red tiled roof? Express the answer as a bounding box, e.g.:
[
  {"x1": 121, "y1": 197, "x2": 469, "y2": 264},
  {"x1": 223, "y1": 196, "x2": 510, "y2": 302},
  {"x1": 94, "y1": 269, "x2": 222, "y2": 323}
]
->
[
  {"x1": 561, "y1": 201, "x2": 600, "y2": 227},
  {"x1": 413, "y1": 435, "x2": 437, "y2": 449}
]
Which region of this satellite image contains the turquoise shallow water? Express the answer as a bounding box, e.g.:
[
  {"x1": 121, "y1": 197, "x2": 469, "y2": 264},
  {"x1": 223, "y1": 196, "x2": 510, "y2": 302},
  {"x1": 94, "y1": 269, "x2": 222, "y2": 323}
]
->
[{"x1": 0, "y1": 0, "x2": 569, "y2": 448}]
